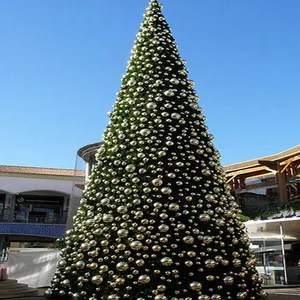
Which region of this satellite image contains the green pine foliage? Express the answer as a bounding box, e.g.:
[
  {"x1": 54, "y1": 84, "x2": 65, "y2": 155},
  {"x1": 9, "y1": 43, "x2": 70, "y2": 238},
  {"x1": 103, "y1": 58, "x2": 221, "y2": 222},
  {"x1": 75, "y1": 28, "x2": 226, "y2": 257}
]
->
[{"x1": 46, "y1": 1, "x2": 267, "y2": 299}]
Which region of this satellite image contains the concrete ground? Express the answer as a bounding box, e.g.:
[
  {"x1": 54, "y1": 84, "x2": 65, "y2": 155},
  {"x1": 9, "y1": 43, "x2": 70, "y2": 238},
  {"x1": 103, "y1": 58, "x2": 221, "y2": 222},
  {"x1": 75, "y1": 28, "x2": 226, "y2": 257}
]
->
[{"x1": 267, "y1": 287, "x2": 300, "y2": 299}]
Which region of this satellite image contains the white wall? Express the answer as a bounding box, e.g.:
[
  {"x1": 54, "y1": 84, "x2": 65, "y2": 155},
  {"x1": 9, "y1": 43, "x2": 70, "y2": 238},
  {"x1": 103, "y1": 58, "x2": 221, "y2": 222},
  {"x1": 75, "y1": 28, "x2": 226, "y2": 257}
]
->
[{"x1": 0, "y1": 175, "x2": 83, "y2": 197}]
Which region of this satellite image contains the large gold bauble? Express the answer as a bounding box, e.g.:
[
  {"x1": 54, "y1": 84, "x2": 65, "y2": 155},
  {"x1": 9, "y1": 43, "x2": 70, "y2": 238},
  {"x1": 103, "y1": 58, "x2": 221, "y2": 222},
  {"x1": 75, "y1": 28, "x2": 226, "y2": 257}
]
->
[
  {"x1": 222, "y1": 260, "x2": 229, "y2": 266},
  {"x1": 215, "y1": 219, "x2": 225, "y2": 226},
  {"x1": 236, "y1": 292, "x2": 248, "y2": 299},
  {"x1": 154, "y1": 295, "x2": 167, "y2": 300},
  {"x1": 183, "y1": 236, "x2": 194, "y2": 244},
  {"x1": 224, "y1": 276, "x2": 234, "y2": 285},
  {"x1": 187, "y1": 251, "x2": 196, "y2": 257},
  {"x1": 80, "y1": 243, "x2": 89, "y2": 251},
  {"x1": 72, "y1": 293, "x2": 80, "y2": 300},
  {"x1": 89, "y1": 262, "x2": 98, "y2": 269},
  {"x1": 130, "y1": 241, "x2": 143, "y2": 250},
  {"x1": 205, "y1": 259, "x2": 217, "y2": 268},
  {"x1": 233, "y1": 259, "x2": 242, "y2": 267},
  {"x1": 117, "y1": 229, "x2": 129, "y2": 237},
  {"x1": 215, "y1": 255, "x2": 223, "y2": 262},
  {"x1": 152, "y1": 245, "x2": 161, "y2": 251},
  {"x1": 117, "y1": 206, "x2": 128, "y2": 214},
  {"x1": 198, "y1": 295, "x2": 210, "y2": 300},
  {"x1": 157, "y1": 285, "x2": 166, "y2": 291},
  {"x1": 138, "y1": 275, "x2": 151, "y2": 284},
  {"x1": 159, "y1": 224, "x2": 169, "y2": 232},
  {"x1": 116, "y1": 278, "x2": 125, "y2": 285},
  {"x1": 161, "y1": 187, "x2": 172, "y2": 194},
  {"x1": 116, "y1": 262, "x2": 128, "y2": 271},
  {"x1": 169, "y1": 203, "x2": 180, "y2": 211},
  {"x1": 161, "y1": 257, "x2": 173, "y2": 266},
  {"x1": 136, "y1": 259, "x2": 145, "y2": 266},
  {"x1": 108, "y1": 295, "x2": 120, "y2": 300},
  {"x1": 125, "y1": 164, "x2": 136, "y2": 172},
  {"x1": 91, "y1": 275, "x2": 103, "y2": 284},
  {"x1": 203, "y1": 236, "x2": 213, "y2": 244},
  {"x1": 190, "y1": 281, "x2": 202, "y2": 291},
  {"x1": 258, "y1": 290, "x2": 268, "y2": 299},
  {"x1": 152, "y1": 178, "x2": 163, "y2": 186},
  {"x1": 206, "y1": 275, "x2": 215, "y2": 281},
  {"x1": 75, "y1": 261, "x2": 85, "y2": 269},
  {"x1": 199, "y1": 214, "x2": 210, "y2": 222},
  {"x1": 211, "y1": 295, "x2": 222, "y2": 300},
  {"x1": 140, "y1": 129, "x2": 151, "y2": 136},
  {"x1": 103, "y1": 214, "x2": 114, "y2": 222},
  {"x1": 44, "y1": 288, "x2": 53, "y2": 298}
]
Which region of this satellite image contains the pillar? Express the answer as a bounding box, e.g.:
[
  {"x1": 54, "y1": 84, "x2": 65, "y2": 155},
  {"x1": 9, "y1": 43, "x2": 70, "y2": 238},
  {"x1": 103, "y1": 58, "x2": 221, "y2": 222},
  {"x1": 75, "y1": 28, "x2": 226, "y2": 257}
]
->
[
  {"x1": 8, "y1": 195, "x2": 16, "y2": 222},
  {"x1": 277, "y1": 163, "x2": 288, "y2": 204}
]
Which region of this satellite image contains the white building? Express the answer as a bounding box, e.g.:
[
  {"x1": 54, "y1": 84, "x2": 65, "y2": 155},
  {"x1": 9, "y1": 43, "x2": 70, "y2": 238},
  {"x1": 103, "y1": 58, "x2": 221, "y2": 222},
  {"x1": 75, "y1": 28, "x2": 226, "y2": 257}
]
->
[{"x1": 0, "y1": 165, "x2": 84, "y2": 250}]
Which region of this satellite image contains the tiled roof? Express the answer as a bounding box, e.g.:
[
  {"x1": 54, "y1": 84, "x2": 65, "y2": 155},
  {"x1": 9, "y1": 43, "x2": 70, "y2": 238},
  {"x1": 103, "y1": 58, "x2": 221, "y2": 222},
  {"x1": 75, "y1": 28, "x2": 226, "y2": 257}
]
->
[{"x1": 0, "y1": 165, "x2": 85, "y2": 177}]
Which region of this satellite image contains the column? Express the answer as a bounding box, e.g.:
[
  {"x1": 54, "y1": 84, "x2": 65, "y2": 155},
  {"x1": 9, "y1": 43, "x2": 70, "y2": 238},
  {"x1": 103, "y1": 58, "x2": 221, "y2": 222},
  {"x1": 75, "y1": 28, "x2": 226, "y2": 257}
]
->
[
  {"x1": 277, "y1": 163, "x2": 288, "y2": 204},
  {"x1": 85, "y1": 162, "x2": 92, "y2": 181},
  {"x1": 8, "y1": 195, "x2": 16, "y2": 223}
]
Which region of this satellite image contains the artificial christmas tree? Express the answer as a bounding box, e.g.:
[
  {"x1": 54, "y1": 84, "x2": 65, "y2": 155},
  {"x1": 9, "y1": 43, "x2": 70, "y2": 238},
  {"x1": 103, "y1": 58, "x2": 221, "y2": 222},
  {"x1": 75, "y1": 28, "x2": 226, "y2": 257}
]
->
[{"x1": 46, "y1": 0, "x2": 267, "y2": 299}]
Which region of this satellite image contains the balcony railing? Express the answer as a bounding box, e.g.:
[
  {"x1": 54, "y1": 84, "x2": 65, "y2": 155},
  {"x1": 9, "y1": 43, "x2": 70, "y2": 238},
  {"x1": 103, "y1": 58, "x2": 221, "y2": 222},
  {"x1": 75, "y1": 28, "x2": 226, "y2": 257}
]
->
[
  {"x1": 0, "y1": 216, "x2": 66, "y2": 224},
  {"x1": 0, "y1": 223, "x2": 67, "y2": 238}
]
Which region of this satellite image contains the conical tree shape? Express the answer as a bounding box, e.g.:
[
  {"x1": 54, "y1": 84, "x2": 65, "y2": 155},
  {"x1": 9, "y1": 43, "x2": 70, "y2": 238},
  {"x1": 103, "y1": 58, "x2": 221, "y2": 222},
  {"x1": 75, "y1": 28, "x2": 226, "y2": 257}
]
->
[{"x1": 47, "y1": 1, "x2": 266, "y2": 299}]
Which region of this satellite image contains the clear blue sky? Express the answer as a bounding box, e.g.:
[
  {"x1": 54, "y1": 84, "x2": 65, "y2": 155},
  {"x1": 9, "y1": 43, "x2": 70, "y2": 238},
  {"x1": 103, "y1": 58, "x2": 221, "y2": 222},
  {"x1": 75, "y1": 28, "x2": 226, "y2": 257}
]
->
[{"x1": 1, "y1": 0, "x2": 299, "y2": 170}]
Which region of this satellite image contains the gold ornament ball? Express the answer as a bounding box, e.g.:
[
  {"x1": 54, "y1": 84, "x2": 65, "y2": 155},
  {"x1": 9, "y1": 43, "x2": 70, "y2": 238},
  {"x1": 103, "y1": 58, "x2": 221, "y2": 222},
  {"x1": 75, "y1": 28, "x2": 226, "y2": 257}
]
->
[
  {"x1": 183, "y1": 236, "x2": 194, "y2": 244},
  {"x1": 130, "y1": 241, "x2": 143, "y2": 250},
  {"x1": 103, "y1": 214, "x2": 114, "y2": 223},
  {"x1": 117, "y1": 229, "x2": 129, "y2": 237},
  {"x1": 206, "y1": 275, "x2": 215, "y2": 281},
  {"x1": 215, "y1": 255, "x2": 223, "y2": 262},
  {"x1": 198, "y1": 295, "x2": 210, "y2": 300},
  {"x1": 233, "y1": 259, "x2": 242, "y2": 267},
  {"x1": 136, "y1": 259, "x2": 145, "y2": 266},
  {"x1": 91, "y1": 275, "x2": 103, "y2": 285},
  {"x1": 108, "y1": 295, "x2": 120, "y2": 300},
  {"x1": 159, "y1": 224, "x2": 169, "y2": 232},
  {"x1": 161, "y1": 187, "x2": 172, "y2": 194},
  {"x1": 224, "y1": 276, "x2": 234, "y2": 285},
  {"x1": 116, "y1": 262, "x2": 129, "y2": 271},
  {"x1": 44, "y1": 288, "x2": 53, "y2": 298},
  {"x1": 138, "y1": 275, "x2": 151, "y2": 284},
  {"x1": 236, "y1": 292, "x2": 248, "y2": 299},
  {"x1": 157, "y1": 285, "x2": 166, "y2": 291},
  {"x1": 75, "y1": 260, "x2": 85, "y2": 269},
  {"x1": 222, "y1": 260, "x2": 229, "y2": 266},
  {"x1": 169, "y1": 203, "x2": 180, "y2": 211},
  {"x1": 258, "y1": 290, "x2": 268, "y2": 299},
  {"x1": 205, "y1": 259, "x2": 217, "y2": 268},
  {"x1": 161, "y1": 257, "x2": 173, "y2": 266},
  {"x1": 203, "y1": 236, "x2": 213, "y2": 244},
  {"x1": 187, "y1": 251, "x2": 196, "y2": 257},
  {"x1": 72, "y1": 293, "x2": 80, "y2": 300},
  {"x1": 117, "y1": 206, "x2": 128, "y2": 214},
  {"x1": 199, "y1": 214, "x2": 210, "y2": 222},
  {"x1": 190, "y1": 281, "x2": 202, "y2": 291},
  {"x1": 152, "y1": 178, "x2": 163, "y2": 186},
  {"x1": 155, "y1": 295, "x2": 167, "y2": 300},
  {"x1": 125, "y1": 164, "x2": 136, "y2": 172},
  {"x1": 211, "y1": 295, "x2": 222, "y2": 300}
]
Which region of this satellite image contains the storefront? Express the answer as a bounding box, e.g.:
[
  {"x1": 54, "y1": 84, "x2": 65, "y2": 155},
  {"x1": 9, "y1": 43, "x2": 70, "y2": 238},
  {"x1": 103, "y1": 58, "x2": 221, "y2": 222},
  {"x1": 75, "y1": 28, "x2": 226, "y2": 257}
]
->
[{"x1": 245, "y1": 217, "x2": 300, "y2": 286}]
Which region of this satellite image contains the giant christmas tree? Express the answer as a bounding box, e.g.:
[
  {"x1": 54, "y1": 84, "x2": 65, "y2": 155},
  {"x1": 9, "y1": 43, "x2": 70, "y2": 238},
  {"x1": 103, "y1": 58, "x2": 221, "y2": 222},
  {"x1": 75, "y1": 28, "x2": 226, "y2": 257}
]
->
[{"x1": 46, "y1": 1, "x2": 267, "y2": 299}]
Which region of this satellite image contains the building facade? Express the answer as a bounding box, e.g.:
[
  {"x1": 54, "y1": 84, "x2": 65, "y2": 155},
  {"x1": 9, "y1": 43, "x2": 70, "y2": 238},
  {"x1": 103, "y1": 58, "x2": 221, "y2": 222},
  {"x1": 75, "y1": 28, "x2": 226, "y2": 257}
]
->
[
  {"x1": 0, "y1": 166, "x2": 84, "y2": 251},
  {"x1": 224, "y1": 145, "x2": 300, "y2": 285}
]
